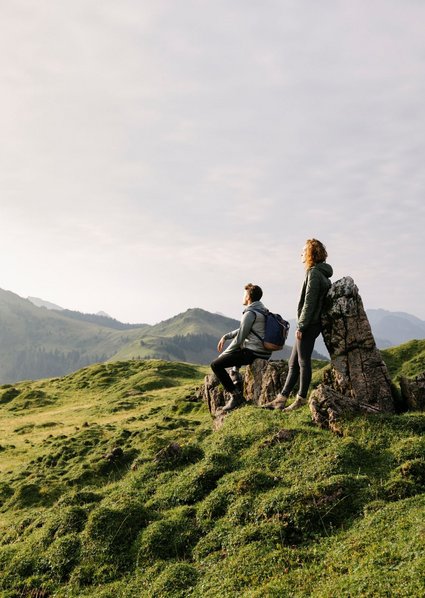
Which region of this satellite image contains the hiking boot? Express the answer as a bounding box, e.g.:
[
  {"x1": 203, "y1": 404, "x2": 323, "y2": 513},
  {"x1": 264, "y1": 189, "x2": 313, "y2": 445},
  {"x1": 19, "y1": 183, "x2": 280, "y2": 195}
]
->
[
  {"x1": 221, "y1": 390, "x2": 244, "y2": 412},
  {"x1": 261, "y1": 393, "x2": 288, "y2": 410},
  {"x1": 230, "y1": 367, "x2": 243, "y2": 393},
  {"x1": 282, "y1": 395, "x2": 307, "y2": 412}
]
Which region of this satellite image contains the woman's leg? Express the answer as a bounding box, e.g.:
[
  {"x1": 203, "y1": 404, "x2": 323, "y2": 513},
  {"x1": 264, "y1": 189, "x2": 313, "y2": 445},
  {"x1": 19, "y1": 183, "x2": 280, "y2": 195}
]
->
[
  {"x1": 281, "y1": 341, "x2": 301, "y2": 396},
  {"x1": 297, "y1": 324, "x2": 321, "y2": 398}
]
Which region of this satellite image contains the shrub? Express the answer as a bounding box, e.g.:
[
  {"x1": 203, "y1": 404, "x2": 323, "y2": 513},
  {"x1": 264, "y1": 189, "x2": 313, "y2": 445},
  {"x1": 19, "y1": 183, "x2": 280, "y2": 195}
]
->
[
  {"x1": 150, "y1": 562, "x2": 199, "y2": 597},
  {"x1": 137, "y1": 506, "x2": 200, "y2": 562},
  {"x1": 57, "y1": 489, "x2": 103, "y2": 507},
  {"x1": 256, "y1": 474, "x2": 370, "y2": 542},
  {"x1": 44, "y1": 533, "x2": 81, "y2": 582},
  {"x1": 0, "y1": 482, "x2": 14, "y2": 507},
  {"x1": 391, "y1": 437, "x2": 425, "y2": 464},
  {"x1": 150, "y1": 451, "x2": 234, "y2": 508},
  {"x1": 41, "y1": 506, "x2": 88, "y2": 546},
  {"x1": 11, "y1": 483, "x2": 42, "y2": 508},
  {"x1": 0, "y1": 387, "x2": 20, "y2": 404},
  {"x1": 82, "y1": 492, "x2": 151, "y2": 570}
]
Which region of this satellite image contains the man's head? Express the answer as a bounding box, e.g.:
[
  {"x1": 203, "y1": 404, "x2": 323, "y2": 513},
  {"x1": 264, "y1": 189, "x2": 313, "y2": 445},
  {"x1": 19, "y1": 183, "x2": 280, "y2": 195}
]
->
[{"x1": 243, "y1": 283, "x2": 263, "y2": 305}]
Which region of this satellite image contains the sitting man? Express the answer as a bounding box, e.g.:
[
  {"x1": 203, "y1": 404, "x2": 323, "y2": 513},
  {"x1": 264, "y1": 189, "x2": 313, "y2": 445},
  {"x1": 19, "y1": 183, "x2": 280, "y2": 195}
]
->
[{"x1": 211, "y1": 283, "x2": 272, "y2": 412}]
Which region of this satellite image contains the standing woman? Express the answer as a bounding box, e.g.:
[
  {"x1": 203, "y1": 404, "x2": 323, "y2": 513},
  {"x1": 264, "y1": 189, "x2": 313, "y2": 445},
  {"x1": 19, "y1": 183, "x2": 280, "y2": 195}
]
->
[{"x1": 264, "y1": 239, "x2": 333, "y2": 411}]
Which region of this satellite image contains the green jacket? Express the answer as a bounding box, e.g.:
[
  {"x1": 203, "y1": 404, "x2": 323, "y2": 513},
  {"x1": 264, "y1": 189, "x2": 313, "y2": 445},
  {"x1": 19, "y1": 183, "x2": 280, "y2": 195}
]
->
[{"x1": 297, "y1": 262, "x2": 333, "y2": 332}]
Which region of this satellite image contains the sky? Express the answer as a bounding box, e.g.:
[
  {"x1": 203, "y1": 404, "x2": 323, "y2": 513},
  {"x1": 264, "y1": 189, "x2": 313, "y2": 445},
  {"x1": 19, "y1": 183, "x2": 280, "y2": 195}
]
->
[{"x1": 1, "y1": 0, "x2": 424, "y2": 324}]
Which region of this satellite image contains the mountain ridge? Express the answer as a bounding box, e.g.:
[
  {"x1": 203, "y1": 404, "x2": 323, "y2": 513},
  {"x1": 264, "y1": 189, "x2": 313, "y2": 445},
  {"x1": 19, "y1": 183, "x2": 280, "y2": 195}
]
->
[{"x1": 2, "y1": 287, "x2": 425, "y2": 384}]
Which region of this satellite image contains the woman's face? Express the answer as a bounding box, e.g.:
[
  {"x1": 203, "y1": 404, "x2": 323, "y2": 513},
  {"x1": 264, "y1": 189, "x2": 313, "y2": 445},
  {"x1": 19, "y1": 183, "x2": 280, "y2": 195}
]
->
[{"x1": 301, "y1": 244, "x2": 308, "y2": 264}]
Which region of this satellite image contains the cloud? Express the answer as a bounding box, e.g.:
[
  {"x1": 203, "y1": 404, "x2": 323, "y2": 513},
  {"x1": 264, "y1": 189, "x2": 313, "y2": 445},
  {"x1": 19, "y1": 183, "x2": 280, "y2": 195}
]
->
[{"x1": 0, "y1": 0, "x2": 424, "y2": 322}]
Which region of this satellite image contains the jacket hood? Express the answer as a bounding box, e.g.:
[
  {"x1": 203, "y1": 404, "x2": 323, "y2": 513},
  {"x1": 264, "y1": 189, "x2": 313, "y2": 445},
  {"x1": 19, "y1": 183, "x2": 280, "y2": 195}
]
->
[
  {"x1": 244, "y1": 300, "x2": 267, "y2": 313},
  {"x1": 312, "y1": 262, "x2": 333, "y2": 278}
]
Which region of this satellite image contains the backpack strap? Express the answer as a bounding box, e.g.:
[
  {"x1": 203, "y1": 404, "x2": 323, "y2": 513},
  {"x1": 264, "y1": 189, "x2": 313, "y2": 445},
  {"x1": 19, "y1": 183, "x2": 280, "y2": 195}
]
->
[{"x1": 244, "y1": 307, "x2": 267, "y2": 343}]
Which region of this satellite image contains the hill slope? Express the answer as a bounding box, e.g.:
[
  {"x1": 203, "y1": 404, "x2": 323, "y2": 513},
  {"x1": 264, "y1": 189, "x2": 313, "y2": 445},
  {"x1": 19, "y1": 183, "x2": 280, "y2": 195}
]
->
[
  {"x1": 0, "y1": 355, "x2": 424, "y2": 597},
  {"x1": 0, "y1": 289, "x2": 145, "y2": 383},
  {"x1": 0, "y1": 293, "x2": 301, "y2": 384},
  {"x1": 0, "y1": 292, "x2": 244, "y2": 383},
  {"x1": 109, "y1": 308, "x2": 319, "y2": 364},
  {"x1": 3, "y1": 287, "x2": 424, "y2": 383}
]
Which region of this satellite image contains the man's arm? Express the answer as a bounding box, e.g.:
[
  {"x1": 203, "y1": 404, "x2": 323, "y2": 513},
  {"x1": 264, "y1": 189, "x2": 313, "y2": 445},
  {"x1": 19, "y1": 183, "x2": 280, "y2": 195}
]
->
[
  {"x1": 221, "y1": 311, "x2": 256, "y2": 355},
  {"x1": 217, "y1": 328, "x2": 238, "y2": 352}
]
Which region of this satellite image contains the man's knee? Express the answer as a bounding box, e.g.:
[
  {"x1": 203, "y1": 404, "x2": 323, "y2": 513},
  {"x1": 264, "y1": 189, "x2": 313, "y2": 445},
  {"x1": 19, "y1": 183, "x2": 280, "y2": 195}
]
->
[{"x1": 210, "y1": 359, "x2": 221, "y2": 373}]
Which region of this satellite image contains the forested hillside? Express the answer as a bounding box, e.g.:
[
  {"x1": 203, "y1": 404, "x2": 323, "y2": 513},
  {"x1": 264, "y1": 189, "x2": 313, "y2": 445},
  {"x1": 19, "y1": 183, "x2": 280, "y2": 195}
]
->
[{"x1": 0, "y1": 290, "x2": 295, "y2": 383}]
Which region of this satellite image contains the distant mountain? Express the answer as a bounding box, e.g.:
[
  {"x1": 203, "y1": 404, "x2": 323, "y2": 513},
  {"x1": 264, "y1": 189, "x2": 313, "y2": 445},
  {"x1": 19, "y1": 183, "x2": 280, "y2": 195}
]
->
[
  {"x1": 0, "y1": 289, "x2": 144, "y2": 384},
  {"x1": 27, "y1": 296, "x2": 64, "y2": 310},
  {"x1": 5, "y1": 288, "x2": 422, "y2": 384},
  {"x1": 0, "y1": 290, "x2": 326, "y2": 384},
  {"x1": 366, "y1": 309, "x2": 425, "y2": 347},
  {"x1": 26, "y1": 297, "x2": 143, "y2": 330},
  {"x1": 109, "y1": 307, "x2": 326, "y2": 364}
]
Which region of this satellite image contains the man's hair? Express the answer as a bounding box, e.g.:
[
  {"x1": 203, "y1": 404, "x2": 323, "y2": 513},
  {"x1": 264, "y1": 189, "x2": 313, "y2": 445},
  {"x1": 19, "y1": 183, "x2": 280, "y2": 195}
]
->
[
  {"x1": 304, "y1": 239, "x2": 328, "y2": 269},
  {"x1": 244, "y1": 283, "x2": 263, "y2": 302}
]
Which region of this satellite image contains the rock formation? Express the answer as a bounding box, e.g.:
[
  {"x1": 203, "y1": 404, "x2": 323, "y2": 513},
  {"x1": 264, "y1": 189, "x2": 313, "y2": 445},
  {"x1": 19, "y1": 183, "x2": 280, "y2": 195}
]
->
[
  {"x1": 201, "y1": 277, "x2": 399, "y2": 432},
  {"x1": 201, "y1": 359, "x2": 288, "y2": 429},
  {"x1": 309, "y1": 276, "x2": 395, "y2": 431},
  {"x1": 400, "y1": 373, "x2": 425, "y2": 411}
]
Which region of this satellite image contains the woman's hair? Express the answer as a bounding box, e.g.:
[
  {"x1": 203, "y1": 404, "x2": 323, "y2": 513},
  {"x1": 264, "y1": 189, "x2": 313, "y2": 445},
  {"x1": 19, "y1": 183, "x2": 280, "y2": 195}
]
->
[
  {"x1": 244, "y1": 283, "x2": 263, "y2": 302},
  {"x1": 304, "y1": 239, "x2": 328, "y2": 269}
]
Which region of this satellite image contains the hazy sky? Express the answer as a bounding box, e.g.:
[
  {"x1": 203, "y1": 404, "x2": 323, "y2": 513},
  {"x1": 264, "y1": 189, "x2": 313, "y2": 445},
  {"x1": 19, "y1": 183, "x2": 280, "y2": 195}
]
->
[{"x1": 1, "y1": 0, "x2": 424, "y2": 324}]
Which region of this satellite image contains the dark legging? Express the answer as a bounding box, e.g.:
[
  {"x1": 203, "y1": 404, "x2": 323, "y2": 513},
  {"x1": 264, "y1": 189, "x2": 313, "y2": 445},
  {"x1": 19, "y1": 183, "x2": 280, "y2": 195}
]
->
[
  {"x1": 281, "y1": 323, "x2": 322, "y2": 399},
  {"x1": 211, "y1": 349, "x2": 257, "y2": 392}
]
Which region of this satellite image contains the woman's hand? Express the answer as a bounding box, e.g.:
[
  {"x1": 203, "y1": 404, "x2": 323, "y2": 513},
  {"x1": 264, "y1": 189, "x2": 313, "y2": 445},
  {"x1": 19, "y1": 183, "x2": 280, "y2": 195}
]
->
[{"x1": 296, "y1": 330, "x2": 303, "y2": 340}]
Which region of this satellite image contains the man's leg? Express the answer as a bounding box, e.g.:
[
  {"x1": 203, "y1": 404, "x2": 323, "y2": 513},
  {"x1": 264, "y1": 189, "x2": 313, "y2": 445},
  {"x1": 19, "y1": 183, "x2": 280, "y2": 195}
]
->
[
  {"x1": 211, "y1": 349, "x2": 255, "y2": 410},
  {"x1": 211, "y1": 349, "x2": 255, "y2": 392}
]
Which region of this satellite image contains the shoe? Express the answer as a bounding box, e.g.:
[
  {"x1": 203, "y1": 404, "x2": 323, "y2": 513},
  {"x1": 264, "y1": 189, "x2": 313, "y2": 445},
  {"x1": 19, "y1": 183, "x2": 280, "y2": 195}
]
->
[
  {"x1": 282, "y1": 395, "x2": 307, "y2": 412},
  {"x1": 221, "y1": 390, "x2": 244, "y2": 412},
  {"x1": 261, "y1": 393, "x2": 288, "y2": 410},
  {"x1": 229, "y1": 367, "x2": 243, "y2": 393}
]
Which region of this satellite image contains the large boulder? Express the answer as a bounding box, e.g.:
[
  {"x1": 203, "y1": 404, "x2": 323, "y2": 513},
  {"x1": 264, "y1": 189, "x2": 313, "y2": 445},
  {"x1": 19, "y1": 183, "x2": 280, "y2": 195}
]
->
[
  {"x1": 201, "y1": 359, "x2": 288, "y2": 428},
  {"x1": 400, "y1": 373, "x2": 425, "y2": 411},
  {"x1": 243, "y1": 359, "x2": 288, "y2": 406},
  {"x1": 309, "y1": 277, "x2": 395, "y2": 429}
]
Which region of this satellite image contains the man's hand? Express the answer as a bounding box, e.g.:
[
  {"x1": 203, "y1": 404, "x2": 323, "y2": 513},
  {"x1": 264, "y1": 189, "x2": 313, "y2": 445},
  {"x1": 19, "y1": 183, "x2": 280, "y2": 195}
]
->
[
  {"x1": 217, "y1": 337, "x2": 226, "y2": 352},
  {"x1": 296, "y1": 330, "x2": 303, "y2": 340}
]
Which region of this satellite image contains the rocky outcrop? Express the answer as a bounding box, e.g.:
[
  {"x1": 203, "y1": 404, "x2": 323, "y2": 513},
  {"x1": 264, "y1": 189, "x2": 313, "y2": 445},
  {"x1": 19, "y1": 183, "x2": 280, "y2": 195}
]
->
[
  {"x1": 202, "y1": 277, "x2": 398, "y2": 431},
  {"x1": 201, "y1": 359, "x2": 288, "y2": 428},
  {"x1": 400, "y1": 373, "x2": 425, "y2": 411},
  {"x1": 309, "y1": 277, "x2": 395, "y2": 429},
  {"x1": 243, "y1": 360, "x2": 288, "y2": 406}
]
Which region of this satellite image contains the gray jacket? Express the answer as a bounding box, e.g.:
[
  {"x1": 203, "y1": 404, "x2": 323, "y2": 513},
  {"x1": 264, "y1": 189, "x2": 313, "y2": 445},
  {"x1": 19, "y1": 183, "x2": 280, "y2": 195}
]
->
[{"x1": 221, "y1": 300, "x2": 272, "y2": 358}]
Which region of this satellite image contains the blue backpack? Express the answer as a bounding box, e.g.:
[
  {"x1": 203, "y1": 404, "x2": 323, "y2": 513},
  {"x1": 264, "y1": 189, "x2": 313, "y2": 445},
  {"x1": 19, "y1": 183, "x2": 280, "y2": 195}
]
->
[{"x1": 248, "y1": 308, "x2": 290, "y2": 351}]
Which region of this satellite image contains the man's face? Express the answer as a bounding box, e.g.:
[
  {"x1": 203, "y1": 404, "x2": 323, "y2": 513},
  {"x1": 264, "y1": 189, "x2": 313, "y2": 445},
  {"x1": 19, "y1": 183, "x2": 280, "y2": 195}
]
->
[{"x1": 243, "y1": 290, "x2": 250, "y2": 305}]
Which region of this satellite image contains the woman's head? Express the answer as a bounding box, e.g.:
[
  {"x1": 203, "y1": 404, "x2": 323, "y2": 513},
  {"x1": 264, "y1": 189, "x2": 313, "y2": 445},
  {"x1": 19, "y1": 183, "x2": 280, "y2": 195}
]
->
[{"x1": 302, "y1": 239, "x2": 328, "y2": 269}]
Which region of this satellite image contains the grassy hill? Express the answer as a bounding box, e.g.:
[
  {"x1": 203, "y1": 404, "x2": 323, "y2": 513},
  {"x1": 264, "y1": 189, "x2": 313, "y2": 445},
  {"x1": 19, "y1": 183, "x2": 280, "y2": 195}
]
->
[
  {"x1": 0, "y1": 292, "x2": 302, "y2": 384},
  {"x1": 110, "y1": 308, "x2": 306, "y2": 365},
  {"x1": 0, "y1": 292, "x2": 245, "y2": 383},
  {"x1": 381, "y1": 339, "x2": 425, "y2": 381},
  {"x1": 0, "y1": 289, "x2": 145, "y2": 383},
  {"x1": 0, "y1": 350, "x2": 424, "y2": 597}
]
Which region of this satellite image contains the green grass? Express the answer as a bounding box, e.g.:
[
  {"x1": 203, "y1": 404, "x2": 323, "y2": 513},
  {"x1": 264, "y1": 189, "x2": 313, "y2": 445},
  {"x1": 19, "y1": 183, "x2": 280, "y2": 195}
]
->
[
  {"x1": 381, "y1": 339, "x2": 425, "y2": 381},
  {"x1": 0, "y1": 357, "x2": 424, "y2": 597}
]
